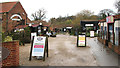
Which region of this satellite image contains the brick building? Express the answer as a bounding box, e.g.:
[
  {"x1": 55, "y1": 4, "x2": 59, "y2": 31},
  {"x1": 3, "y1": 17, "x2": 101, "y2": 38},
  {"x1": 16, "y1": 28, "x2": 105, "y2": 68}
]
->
[
  {"x1": 0, "y1": 1, "x2": 29, "y2": 32},
  {"x1": 98, "y1": 15, "x2": 120, "y2": 55}
]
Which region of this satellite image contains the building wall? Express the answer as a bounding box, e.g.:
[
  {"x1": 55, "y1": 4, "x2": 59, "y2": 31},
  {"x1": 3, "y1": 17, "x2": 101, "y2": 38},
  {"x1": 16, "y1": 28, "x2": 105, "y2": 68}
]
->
[
  {"x1": 2, "y1": 13, "x2": 8, "y2": 32},
  {"x1": 2, "y1": 2, "x2": 27, "y2": 32},
  {"x1": 98, "y1": 20, "x2": 120, "y2": 55}
]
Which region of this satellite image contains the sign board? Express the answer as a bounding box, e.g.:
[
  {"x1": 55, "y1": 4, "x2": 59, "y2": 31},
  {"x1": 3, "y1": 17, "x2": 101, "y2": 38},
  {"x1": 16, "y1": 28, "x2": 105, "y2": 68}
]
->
[
  {"x1": 77, "y1": 34, "x2": 86, "y2": 47},
  {"x1": 106, "y1": 16, "x2": 114, "y2": 23},
  {"x1": 31, "y1": 32, "x2": 37, "y2": 40},
  {"x1": 32, "y1": 36, "x2": 46, "y2": 57},
  {"x1": 85, "y1": 24, "x2": 93, "y2": 26},
  {"x1": 90, "y1": 31, "x2": 94, "y2": 37},
  {"x1": 66, "y1": 27, "x2": 72, "y2": 29}
]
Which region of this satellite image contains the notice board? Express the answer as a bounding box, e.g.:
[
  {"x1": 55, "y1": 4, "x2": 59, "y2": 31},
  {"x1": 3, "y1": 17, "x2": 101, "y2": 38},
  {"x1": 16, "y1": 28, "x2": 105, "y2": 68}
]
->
[
  {"x1": 90, "y1": 31, "x2": 94, "y2": 37},
  {"x1": 77, "y1": 34, "x2": 86, "y2": 47},
  {"x1": 32, "y1": 36, "x2": 46, "y2": 57}
]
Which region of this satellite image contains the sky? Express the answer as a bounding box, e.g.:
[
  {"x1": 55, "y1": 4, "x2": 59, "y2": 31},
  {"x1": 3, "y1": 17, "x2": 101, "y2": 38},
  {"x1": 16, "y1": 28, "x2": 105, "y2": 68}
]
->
[{"x1": 0, "y1": 0, "x2": 118, "y2": 21}]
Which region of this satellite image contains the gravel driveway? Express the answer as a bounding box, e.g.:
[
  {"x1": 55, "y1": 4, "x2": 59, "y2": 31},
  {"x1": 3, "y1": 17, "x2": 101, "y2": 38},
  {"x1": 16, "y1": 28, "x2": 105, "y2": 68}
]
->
[{"x1": 19, "y1": 34, "x2": 97, "y2": 66}]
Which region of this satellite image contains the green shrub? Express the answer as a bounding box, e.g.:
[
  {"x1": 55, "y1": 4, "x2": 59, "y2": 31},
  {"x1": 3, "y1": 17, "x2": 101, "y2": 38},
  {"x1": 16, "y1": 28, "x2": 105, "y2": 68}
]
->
[
  {"x1": 12, "y1": 27, "x2": 31, "y2": 45},
  {"x1": 95, "y1": 33, "x2": 98, "y2": 37},
  {"x1": 4, "y1": 36, "x2": 13, "y2": 42},
  {"x1": 86, "y1": 32, "x2": 90, "y2": 37}
]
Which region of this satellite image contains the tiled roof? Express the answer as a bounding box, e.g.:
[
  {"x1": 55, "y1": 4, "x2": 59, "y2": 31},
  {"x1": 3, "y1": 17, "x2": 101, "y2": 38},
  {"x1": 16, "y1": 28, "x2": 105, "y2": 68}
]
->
[
  {"x1": 32, "y1": 24, "x2": 39, "y2": 27},
  {"x1": 0, "y1": 1, "x2": 18, "y2": 13},
  {"x1": 15, "y1": 25, "x2": 28, "y2": 29},
  {"x1": 30, "y1": 20, "x2": 51, "y2": 27},
  {"x1": 99, "y1": 15, "x2": 120, "y2": 22}
]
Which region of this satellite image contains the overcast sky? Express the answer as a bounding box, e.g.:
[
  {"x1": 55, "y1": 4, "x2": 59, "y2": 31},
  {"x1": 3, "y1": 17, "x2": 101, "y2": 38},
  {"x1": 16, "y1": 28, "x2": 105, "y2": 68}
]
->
[{"x1": 0, "y1": 0, "x2": 118, "y2": 21}]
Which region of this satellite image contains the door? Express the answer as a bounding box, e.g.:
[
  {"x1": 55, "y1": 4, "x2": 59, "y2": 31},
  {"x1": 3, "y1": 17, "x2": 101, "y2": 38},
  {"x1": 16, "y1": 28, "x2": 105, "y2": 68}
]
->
[{"x1": 108, "y1": 23, "x2": 114, "y2": 43}]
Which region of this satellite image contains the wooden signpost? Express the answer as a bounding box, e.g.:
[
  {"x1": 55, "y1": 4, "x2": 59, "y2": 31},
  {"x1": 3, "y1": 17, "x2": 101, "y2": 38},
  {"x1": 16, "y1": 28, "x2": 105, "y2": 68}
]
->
[
  {"x1": 29, "y1": 36, "x2": 48, "y2": 61},
  {"x1": 77, "y1": 34, "x2": 86, "y2": 47}
]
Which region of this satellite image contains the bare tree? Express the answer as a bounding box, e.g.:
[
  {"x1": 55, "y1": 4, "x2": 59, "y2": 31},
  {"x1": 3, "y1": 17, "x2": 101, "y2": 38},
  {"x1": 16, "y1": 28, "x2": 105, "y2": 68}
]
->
[
  {"x1": 32, "y1": 8, "x2": 46, "y2": 21},
  {"x1": 98, "y1": 9, "x2": 116, "y2": 19},
  {"x1": 115, "y1": 0, "x2": 120, "y2": 13}
]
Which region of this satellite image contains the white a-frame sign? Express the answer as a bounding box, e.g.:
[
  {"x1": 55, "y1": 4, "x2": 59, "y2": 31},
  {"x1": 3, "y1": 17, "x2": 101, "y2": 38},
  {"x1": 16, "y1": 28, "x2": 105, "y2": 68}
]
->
[{"x1": 32, "y1": 36, "x2": 46, "y2": 57}]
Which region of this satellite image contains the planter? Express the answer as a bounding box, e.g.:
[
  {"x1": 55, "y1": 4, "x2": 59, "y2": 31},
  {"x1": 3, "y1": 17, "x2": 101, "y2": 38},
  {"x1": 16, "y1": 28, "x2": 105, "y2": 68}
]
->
[
  {"x1": 2, "y1": 40, "x2": 19, "y2": 67},
  {"x1": 108, "y1": 42, "x2": 113, "y2": 49}
]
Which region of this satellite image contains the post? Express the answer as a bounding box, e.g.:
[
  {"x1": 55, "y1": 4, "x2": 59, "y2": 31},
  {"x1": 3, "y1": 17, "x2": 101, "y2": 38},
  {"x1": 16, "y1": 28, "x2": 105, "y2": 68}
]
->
[
  {"x1": 77, "y1": 35, "x2": 78, "y2": 47},
  {"x1": 46, "y1": 36, "x2": 48, "y2": 57},
  {"x1": 29, "y1": 36, "x2": 34, "y2": 61}
]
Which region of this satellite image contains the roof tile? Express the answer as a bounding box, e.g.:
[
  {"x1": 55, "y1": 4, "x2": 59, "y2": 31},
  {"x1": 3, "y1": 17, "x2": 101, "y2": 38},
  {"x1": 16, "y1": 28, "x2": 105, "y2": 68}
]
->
[{"x1": 0, "y1": 1, "x2": 18, "y2": 13}]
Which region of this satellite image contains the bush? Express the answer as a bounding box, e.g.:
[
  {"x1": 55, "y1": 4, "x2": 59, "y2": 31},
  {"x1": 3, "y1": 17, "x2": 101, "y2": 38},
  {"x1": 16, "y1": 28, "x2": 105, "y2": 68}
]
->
[
  {"x1": 4, "y1": 36, "x2": 13, "y2": 42},
  {"x1": 95, "y1": 33, "x2": 98, "y2": 37},
  {"x1": 12, "y1": 27, "x2": 31, "y2": 45},
  {"x1": 69, "y1": 29, "x2": 75, "y2": 35},
  {"x1": 86, "y1": 32, "x2": 90, "y2": 37}
]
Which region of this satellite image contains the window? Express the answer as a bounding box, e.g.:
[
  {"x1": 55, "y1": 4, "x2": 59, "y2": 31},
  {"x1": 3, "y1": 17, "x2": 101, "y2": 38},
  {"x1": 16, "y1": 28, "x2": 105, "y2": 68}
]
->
[
  {"x1": 104, "y1": 23, "x2": 107, "y2": 39},
  {"x1": 114, "y1": 21, "x2": 120, "y2": 46},
  {"x1": 109, "y1": 24, "x2": 113, "y2": 43}
]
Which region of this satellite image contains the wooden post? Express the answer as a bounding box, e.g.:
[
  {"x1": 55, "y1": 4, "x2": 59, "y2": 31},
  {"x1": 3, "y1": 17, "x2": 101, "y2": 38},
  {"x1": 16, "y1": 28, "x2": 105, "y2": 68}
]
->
[
  {"x1": 46, "y1": 36, "x2": 48, "y2": 57},
  {"x1": 113, "y1": 23, "x2": 115, "y2": 45},
  {"x1": 107, "y1": 23, "x2": 109, "y2": 41},
  {"x1": 103, "y1": 22, "x2": 104, "y2": 39},
  {"x1": 43, "y1": 46, "x2": 45, "y2": 61},
  {"x1": 77, "y1": 35, "x2": 78, "y2": 47},
  {"x1": 118, "y1": 32, "x2": 120, "y2": 46},
  {"x1": 29, "y1": 36, "x2": 34, "y2": 61}
]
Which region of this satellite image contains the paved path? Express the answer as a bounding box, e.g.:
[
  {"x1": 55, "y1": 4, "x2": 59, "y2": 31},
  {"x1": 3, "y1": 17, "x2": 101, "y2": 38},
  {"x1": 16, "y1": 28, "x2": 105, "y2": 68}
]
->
[
  {"x1": 87, "y1": 37, "x2": 118, "y2": 66},
  {"x1": 19, "y1": 34, "x2": 97, "y2": 66}
]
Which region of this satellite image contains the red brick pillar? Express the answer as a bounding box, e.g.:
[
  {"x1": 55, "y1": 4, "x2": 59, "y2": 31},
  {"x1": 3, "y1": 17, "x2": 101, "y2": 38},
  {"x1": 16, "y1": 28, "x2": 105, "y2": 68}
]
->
[{"x1": 2, "y1": 41, "x2": 19, "y2": 67}]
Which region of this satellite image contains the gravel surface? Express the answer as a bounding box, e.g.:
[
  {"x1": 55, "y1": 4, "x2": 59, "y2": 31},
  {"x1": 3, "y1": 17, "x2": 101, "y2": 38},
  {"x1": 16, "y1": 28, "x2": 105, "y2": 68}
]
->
[{"x1": 19, "y1": 34, "x2": 97, "y2": 66}]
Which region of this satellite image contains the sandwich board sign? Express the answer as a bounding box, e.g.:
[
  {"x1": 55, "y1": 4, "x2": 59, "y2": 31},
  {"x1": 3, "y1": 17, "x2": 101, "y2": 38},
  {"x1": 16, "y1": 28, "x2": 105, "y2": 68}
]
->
[
  {"x1": 77, "y1": 34, "x2": 86, "y2": 47},
  {"x1": 29, "y1": 36, "x2": 48, "y2": 61},
  {"x1": 90, "y1": 31, "x2": 94, "y2": 37},
  {"x1": 32, "y1": 36, "x2": 46, "y2": 56}
]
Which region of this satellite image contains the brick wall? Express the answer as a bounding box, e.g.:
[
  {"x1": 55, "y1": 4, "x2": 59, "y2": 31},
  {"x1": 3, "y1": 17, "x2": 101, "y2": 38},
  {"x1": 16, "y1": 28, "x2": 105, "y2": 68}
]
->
[
  {"x1": 2, "y1": 41, "x2": 19, "y2": 67},
  {"x1": 97, "y1": 37, "x2": 104, "y2": 44},
  {"x1": 98, "y1": 37, "x2": 120, "y2": 55},
  {"x1": 108, "y1": 42, "x2": 120, "y2": 55}
]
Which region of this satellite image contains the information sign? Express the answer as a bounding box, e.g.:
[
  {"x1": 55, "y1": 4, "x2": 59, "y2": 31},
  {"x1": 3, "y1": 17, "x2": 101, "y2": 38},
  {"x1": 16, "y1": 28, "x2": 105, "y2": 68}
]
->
[
  {"x1": 90, "y1": 31, "x2": 94, "y2": 37},
  {"x1": 32, "y1": 36, "x2": 46, "y2": 57},
  {"x1": 77, "y1": 34, "x2": 86, "y2": 47}
]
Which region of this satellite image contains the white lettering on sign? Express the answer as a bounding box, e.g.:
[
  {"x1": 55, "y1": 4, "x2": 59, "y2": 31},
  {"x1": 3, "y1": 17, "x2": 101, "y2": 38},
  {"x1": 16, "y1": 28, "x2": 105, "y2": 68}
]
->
[
  {"x1": 85, "y1": 24, "x2": 93, "y2": 26},
  {"x1": 10, "y1": 14, "x2": 22, "y2": 21}
]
